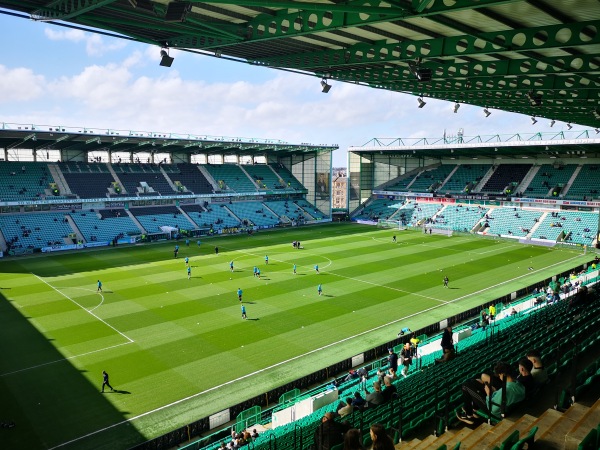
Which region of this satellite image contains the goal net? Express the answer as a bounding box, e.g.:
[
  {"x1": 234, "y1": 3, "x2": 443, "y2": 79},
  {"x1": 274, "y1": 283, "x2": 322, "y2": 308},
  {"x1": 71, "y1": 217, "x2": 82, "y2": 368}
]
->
[{"x1": 377, "y1": 219, "x2": 406, "y2": 230}]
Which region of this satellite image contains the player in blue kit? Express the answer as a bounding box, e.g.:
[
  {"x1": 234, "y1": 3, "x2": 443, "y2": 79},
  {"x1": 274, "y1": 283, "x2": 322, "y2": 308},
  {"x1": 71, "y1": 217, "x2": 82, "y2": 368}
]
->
[
  {"x1": 318, "y1": 284, "x2": 322, "y2": 296},
  {"x1": 187, "y1": 266, "x2": 191, "y2": 279},
  {"x1": 253, "y1": 266, "x2": 258, "y2": 277},
  {"x1": 237, "y1": 288, "x2": 243, "y2": 302},
  {"x1": 241, "y1": 304, "x2": 247, "y2": 319},
  {"x1": 265, "y1": 255, "x2": 269, "y2": 265},
  {"x1": 315, "y1": 264, "x2": 319, "y2": 274},
  {"x1": 293, "y1": 263, "x2": 297, "y2": 275},
  {"x1": 97, "y1": 280, "x2": 102, "y2": 292},
  {"x1": 185, "y1": 257, "x2": 189, "y2": 266},
  {"x1": 230, "y1": 261, "x2": 234, "y2": 272},
  {"x1": 256, "y1": 268, "x2": 261, "y2": 279},
  {"x1": 174, "y1": 245, "x2": 179, "y2": 258}
]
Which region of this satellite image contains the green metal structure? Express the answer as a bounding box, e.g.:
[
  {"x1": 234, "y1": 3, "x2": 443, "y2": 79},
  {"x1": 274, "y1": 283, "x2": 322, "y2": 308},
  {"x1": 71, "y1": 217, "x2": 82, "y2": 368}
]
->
[{"x1": 1, "y1": 0, "x2": 599, "y2": 127}]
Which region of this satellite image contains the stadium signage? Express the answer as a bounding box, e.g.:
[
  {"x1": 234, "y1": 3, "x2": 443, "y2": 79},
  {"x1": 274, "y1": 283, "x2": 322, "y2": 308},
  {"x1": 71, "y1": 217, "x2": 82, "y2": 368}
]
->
[
  {"x1": 512, "y1": 197, "x2": 600, "y2": 207},
  {"x1": 0, "y1": 191, "x2": 282, "y2": 207},
  {"x1": 41, "y1": 241, "x2": 110, "y2": 253}
]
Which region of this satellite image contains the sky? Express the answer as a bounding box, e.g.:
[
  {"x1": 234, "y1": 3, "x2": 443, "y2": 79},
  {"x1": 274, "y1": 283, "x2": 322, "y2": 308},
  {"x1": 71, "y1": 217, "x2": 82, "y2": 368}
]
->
[{"x1": 0, "y1": 12, "x2": 592, "y2": 167}]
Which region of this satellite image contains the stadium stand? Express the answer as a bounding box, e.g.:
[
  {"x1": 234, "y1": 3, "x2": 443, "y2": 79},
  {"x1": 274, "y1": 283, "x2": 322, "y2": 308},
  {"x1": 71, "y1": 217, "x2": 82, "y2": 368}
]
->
[
  {"x1": 171, "y1": 164, "x2": 214, "y2": 195},
  {"x1": 480, "y1": 208, "x2": 543, "y2": 237},
  {"x1": 226, "y1": 201, "x2": 280, "y2": 227},
  {"x1": 406, "y1": 165, "x2": 456, "y2": 193},
  {"x1": 440, "y1": 164, "x2": 492, "y2": 195},
  {"x1": 294, "y1": 199, "x2": 327, "y2": 220},
  {"x1": 130, "y1": 206, "x2": 197, "y2": 234},
  {"x1": 480, "y1": 164, "x2": 532, "y2": 194},
  {"x1": 564, "y1": 164, "x2": 600, "y2": 200},
  {"x1": 0, "y1": 212, "x2": 73, "y2": 250},
  {"x1": 69, "y1": 209, "x2": 139, "y2": 242},
  {"x1": 525, "y1": 164, "x2": 578, "y2": 198},
  {"x1": 271, "y1": 164, "x2": 305, "y2": 190},
  {"x1": 431, "y1": 204, "x2": 489, "y2": 232},
  {"x1": 383, "y1": 169, "x2": 422, "y2": 192},
  {"x1": 531, "y1": 211, "x2": 598, "y2": 245},
  {"x1": 352, "y1": 198, "x2": 404, "y2": 221},
  {"x1": 203, "y1": 164, "x2": 257, "y2": 193},
  {"x1": 400, "y1": 202, "x2": 444, "y2": 226},
  {"x1": 0, "y1": 161, "x2": 56, "y2": 202},
  {"x1": 180, "y1": 203, "x2": 241, "y2": 231},
  {"x1": 243, "y1": 164, "x2": 287, "y2": 190},
  {"x1": 60, "y1": 162, "x2": 116, "y2": 198},
  {"x1": 117, "y1": 171, "x2": 175, "y2": 196}
]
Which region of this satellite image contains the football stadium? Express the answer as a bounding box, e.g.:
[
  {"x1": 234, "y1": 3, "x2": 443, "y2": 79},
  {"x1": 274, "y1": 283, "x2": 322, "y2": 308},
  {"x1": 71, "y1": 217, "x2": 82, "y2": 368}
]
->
[{"x1": 2, "y1": 1, "x2": 600, "y2": 450}]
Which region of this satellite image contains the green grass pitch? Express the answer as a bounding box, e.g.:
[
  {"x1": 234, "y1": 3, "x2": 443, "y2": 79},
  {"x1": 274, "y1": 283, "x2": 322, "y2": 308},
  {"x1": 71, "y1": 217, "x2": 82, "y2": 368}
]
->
[{"x1": 0, "y1": 223, "x2": 586, "y2": 449}]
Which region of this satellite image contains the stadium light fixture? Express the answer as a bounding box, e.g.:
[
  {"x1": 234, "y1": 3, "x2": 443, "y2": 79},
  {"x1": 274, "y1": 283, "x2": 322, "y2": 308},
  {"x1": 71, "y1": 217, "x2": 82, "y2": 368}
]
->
[
  {"x1": 159, "y1": 49, "x2": 174, "y2": 67},
  {"x1": 453, "y1": 102, "x2": 460, "y2": 113},
  {"x1": 567, "y1": 123, "x2": 573, "y2": 130},
  {"x1": 417, "y1": 97, "x2": 426, "y2": 108},
  {"x1": 320, "y1": 79, "x2": 331, "y2": 93},
  {"x1": 483, "y1": 108, "x2": 491, "y2": 117},
  {"x1": 531, "y1": 116, "x2": 537, "y2": 125},
  {"x1": 595, "y1": 128, "x2": 599, "y2": 134},
  {"x1": 550, "y1": 119, "x2": 555, "y2": 127}
]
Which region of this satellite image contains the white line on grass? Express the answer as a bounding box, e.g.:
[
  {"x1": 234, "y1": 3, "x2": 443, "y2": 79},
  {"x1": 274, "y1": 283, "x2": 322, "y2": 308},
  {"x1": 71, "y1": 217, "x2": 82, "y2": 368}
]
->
[
  {"x1": 57, "y1": 286, "x2": 105, "y2": 312},
  {"x1": 48, "y1": 247, "x2": 585, "y2": 449},
  {"x1": 0, "y1": 341, "x2": 133, "y2": 377},
  {"x1": 32, "y1": 274, "x2": 134, "y2": 344}
]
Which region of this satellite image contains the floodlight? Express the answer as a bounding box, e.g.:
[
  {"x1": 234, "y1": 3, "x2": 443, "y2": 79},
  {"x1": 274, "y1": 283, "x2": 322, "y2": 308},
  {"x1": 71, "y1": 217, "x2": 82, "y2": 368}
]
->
[
  {"x1": 483, "y1": 108, "x2": 491, "y2": 118},
  {"x1": 321, "y1": 79, "x2": 331, "y2": 93},
  {"x1": 160, "y1": 49, "x2": 174, "y2": 67},
  {"x1": 531, "y1": 116, "x2": 537, "y2": 125},
  {"x1": 567, "y1": 123, "x2": 573, "y2": 130},
  {"x1": 550, "y1": 119, "x2": 555, "y2": 127},
  {"x1": 453, "y1": 102, "x2": 460, "y2": 113},
  {"x1": 595, "y1": 128, "x2": 599, "y2": 134},
  {"x1": 417, "y1": 97, "x2": 426, "y2": 108}
]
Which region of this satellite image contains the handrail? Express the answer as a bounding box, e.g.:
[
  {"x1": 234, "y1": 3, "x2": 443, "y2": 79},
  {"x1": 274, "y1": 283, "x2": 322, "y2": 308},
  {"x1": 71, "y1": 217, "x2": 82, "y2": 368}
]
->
[{"x1": 433, "y1": 377, "x2": 450, "y2": 436}]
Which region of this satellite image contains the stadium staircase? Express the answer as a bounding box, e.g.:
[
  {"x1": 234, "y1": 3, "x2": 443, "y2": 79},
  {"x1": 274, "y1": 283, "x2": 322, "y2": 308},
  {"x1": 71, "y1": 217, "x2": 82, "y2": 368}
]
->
[
  {"x1": 64, "y1": 214, "x2": 85, "y2": 243},
  {"x1": 237, "y1": 165, "x2": 261, "y2": 190},
  {"x1": 514, "y1": 165, "x2": 540, "y2": 195},
  {"x1": 560, "y1": 165, "x2": 583, "y2": 199},
  {"x1": 159, "y1": 165, "x2": 180, "y2": 192},
  {"x1": 0, "y1": 229, "x2": 8, "y2": 252},
  {"x1": 47, "y1": 163, "x2": 72, "y2": 195},
  {"x1": 437, "y1": 165, "x2": 460, "y2": 192},
  {"x1": 106, "y1": 164, "x2": 128, "y2": 194},
  {"x1": 472, "y1": 166, "x2": 496, "y2": 193},
  {"x1": 526, "y1": 212, "x2": 547, "y2": 238},
  {"x1": 125, "y1": 209, "x2": 147, "y2": 234},
  {"x1": 197, "y1": 165, "x2": 220, "y2": 192}
]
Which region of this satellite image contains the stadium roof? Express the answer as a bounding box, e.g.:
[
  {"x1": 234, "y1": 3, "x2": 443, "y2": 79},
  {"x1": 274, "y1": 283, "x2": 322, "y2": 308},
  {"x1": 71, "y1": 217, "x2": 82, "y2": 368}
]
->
[
  {"x1": 0, "y1": 122, "x2": 337, "y2": 157},
  {"x1": 349, "y1": 130, "x2": 600, "y2": 159},
  {"x1": 1, "y1": 1, "x2": 599, "y2": 129}
]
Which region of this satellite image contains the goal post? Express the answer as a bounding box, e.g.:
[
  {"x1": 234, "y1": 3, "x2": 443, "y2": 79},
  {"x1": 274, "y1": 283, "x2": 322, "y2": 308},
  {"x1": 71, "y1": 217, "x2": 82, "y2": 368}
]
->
[{"x1": 377, "y1": 219, "x2": 406, "y2": 230}]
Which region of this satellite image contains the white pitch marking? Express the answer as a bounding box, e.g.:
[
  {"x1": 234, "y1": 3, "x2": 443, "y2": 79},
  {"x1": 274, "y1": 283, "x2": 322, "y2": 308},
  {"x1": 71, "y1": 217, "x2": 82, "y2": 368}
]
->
[{"x1": 32, "y1": 274, "x2": 133, "y2": 343}]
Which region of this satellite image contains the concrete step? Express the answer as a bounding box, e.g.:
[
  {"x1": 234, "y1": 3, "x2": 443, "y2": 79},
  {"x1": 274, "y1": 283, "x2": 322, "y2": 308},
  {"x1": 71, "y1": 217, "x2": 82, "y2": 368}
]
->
[
  {"x1": 459, "y1": 422, "x2": 494, "y2": 449},
  {"x1": 395, "y1": 437, "x2": 421, "y2": 449},
  {"x1": 410, "y1": 434, "x2": 439, "y2": 450},
  {"x1": 485, "y1": 414, "x2": 537, "y2": 450},
  {"x1": 537, "y1": 403, "x2": 590, "y2": 449},
  {"x1": 467, "y1": 417, "x2": 518, "y2": 449},
  {"x1": 564, "y1": 399, "x2": 600, "y2": 449}
]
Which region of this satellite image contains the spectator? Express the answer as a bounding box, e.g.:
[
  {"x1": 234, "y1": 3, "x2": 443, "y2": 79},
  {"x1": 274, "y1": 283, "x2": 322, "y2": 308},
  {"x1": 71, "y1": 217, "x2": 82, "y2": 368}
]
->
[
  {"x1": 314, "y1": 412, "x2": 350, "y2": 450},
  {"x1": 526, "y1": 350, "x2": 548, "y2": 385},
  {"x1": 436, "y1": 326, "x2": 455, "y2": 364},
  {"x1": 387, "y1": 348, "x2": 398, "y2": 373},
  {"x1": 400, "y1": 342, "x2": 412, "y2": 377},
  {"x1": 456, "y1": 361, "x2": 525, "y2": 424},
  {"x1": 517, "y1": 357, "x2": 535, "y2": 398},
  {"x1": 337, "y1": 397, "x2": 354, "y2": 417},
  {"x1": 369, "y1": 423, "x2": 395, "y2": 450},
  {"x1": 351, "y1": 391, "x2": 366, "y2": 410},
  {"x1": 343, "y1": 428, "x2": 365, "y2": 450},
  {"x1": 381, "y1": 376, "x2": 397, "y2": 403},
  {"x1": 365, "y1": 381, "x2": 385, "y2": 407}
]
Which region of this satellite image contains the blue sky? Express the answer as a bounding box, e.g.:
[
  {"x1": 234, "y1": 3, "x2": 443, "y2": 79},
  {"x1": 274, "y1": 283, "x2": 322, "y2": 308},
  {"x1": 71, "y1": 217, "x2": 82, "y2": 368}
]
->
[{"x1": 0, "y1": 12, "x2": 589, "y2": 167}]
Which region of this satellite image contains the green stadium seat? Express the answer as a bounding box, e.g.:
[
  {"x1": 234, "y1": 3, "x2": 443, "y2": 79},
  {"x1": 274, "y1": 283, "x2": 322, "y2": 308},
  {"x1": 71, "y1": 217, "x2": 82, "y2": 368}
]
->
[
  {"x1": 577, "y1": 427, "x2": 597, "y2": 450},
  {"x1": 510, "y1": 425, "x2": 538, "y2": 450},
  {"x1": 499, "y1": 430, "x2": 520, "y2": 450}
]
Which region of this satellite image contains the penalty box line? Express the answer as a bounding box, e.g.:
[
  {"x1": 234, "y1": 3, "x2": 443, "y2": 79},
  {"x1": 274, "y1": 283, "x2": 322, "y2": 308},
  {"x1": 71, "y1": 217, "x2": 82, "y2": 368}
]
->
[{"x1": 32, "y1": 273, "x2": 134, "y2": 344}]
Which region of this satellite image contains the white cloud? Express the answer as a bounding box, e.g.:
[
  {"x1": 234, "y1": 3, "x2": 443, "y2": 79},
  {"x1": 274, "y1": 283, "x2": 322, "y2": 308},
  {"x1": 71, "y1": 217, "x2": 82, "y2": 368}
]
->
[
  {"x1": 0, "y1": 65, "x2": 46, "y2": 102},
  {"x1": 44, "y1": 27, "x2": 126, "y2": 56}
]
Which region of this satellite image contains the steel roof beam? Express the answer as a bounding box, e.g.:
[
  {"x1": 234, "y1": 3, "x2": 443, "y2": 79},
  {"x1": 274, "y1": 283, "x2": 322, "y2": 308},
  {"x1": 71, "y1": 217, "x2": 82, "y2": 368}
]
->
[
  {"x1": 31, "y1": 0, "x2": 118, "y2": 21},
  {"x1": 252, "y1": 20, "x2": 600, "y2": 70}
]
